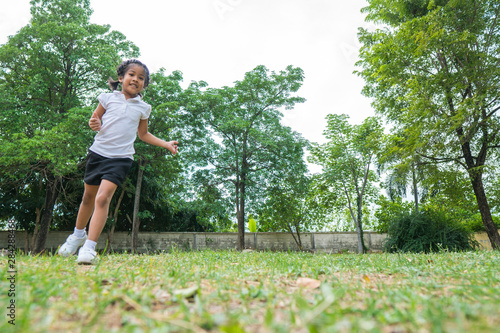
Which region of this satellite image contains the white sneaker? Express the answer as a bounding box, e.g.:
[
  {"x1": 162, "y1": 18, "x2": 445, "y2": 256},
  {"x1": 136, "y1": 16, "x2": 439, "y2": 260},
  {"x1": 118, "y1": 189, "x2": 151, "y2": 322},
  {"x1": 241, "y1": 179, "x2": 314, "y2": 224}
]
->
[
  {"x1": 58, "y1": 234, "x2": 87, "y2": 257},
  {"x1": 77, "y1": 246, "x2": 97, "y2": 265}
]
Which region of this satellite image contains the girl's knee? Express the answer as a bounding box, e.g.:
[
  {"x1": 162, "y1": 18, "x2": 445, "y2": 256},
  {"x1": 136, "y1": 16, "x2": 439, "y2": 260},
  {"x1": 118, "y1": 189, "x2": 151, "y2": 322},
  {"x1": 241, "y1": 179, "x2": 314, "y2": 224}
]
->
[
  {"x1": 82, "y1": 191, "x2": 96, "y2": 205},
  {"x1": 82, "y1": 184, "x2": 99, "y2": 205},
  {"x1": 94, "y1": 191, "x2": 113, "y2": 208}
]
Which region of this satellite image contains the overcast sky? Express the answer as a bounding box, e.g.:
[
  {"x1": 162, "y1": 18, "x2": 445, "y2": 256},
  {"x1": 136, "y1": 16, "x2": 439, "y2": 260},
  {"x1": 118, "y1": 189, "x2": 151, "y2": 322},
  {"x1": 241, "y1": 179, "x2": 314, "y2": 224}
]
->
[{"x1": 0, "y1": 0, "x2": 374, "y2": 148}]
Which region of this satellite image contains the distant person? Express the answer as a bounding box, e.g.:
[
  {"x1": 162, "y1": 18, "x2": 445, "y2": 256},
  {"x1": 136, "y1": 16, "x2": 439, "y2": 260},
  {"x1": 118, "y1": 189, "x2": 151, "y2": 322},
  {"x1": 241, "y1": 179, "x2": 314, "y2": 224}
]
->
[{"x1": 58, "y1": 59, "x2": 178, "y2": 264}]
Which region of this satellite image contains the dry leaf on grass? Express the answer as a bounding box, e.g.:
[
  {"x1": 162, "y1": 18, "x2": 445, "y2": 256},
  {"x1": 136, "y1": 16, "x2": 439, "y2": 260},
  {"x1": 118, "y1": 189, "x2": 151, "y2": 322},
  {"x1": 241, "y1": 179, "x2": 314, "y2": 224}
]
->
[
  {"x1": 100, "y1": 279, "x2": 112, "y2": 286},
  {"x1": 296, "y1": 277, "x2": 321, "y2": 289},
  {"x1": 245, "y1": 280, "x2": 260, "y2": 286},
  {"x1": 173, "y1": 286, "x2": 199, "y2": 299}
]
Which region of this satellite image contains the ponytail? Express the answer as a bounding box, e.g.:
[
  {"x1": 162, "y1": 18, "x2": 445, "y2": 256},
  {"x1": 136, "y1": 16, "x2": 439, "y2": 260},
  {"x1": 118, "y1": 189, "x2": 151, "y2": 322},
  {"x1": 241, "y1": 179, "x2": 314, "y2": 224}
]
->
[{"x1": 108, "y1": 77, "x2": 120, "y2": 91}]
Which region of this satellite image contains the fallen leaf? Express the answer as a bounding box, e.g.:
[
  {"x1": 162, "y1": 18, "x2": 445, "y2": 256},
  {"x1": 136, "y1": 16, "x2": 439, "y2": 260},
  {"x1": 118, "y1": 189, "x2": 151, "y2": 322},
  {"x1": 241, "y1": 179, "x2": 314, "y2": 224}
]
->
[
  {"x1": 245, "y1": 280, "x2": 260, "y2": 286},
  {"x1": 100, "y1": 279, "x2": 112, "y2": 286},
  {"x1": 296, "y1": 277, "x2": 321, "y2": 289},
  {"x1": 172, "y1": 286, "x2": 199, "y2": 299}
]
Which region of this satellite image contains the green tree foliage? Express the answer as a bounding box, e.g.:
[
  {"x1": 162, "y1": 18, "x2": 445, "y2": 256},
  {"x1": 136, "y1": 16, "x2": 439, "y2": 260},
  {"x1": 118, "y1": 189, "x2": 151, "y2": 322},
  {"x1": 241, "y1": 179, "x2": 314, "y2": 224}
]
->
[
  {"x1": 257, "y1": 172, "x2": 313, "y2": 250},
  {"x1": 384, "y1": 209, "x2": 478, "y2": 253},
  {"x1": 190, "y1": 65, "x2": 307, "y2": 250},
  {"x1": 380, "y1": 133, "x2": 434, "y2": 214},
  {"x1": 462, "y1": 213, "x2": 500, "y2": 232},
  {"x1": 309, "y1": 114, "x2": 384, "y2": 253},
  {"x1": 0, "y1": 0, "x2": 138, "y2": 252},
  {"x1": 127, "y1": 69, "x2": 185, "y2": 251},
  {"x1": 374, "y1": 195, "x2": 413, "y2": 233},
  {"x1": 358, "y1": 0, "x2": 500, "y2": 249}
]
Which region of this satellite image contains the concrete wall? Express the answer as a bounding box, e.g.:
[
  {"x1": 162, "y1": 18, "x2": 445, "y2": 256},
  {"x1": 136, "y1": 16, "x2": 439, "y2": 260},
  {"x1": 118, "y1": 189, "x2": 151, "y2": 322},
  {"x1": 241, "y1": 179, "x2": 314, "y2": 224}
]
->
[
  {"x1": 474, "y1": 232, "x2": 498, "y2": 250},
  {"x1": 1, "y1": 230, "x2": 495, "y2": 253},
  {"x1": 1, "y1": 231, "x2": 386, "y2": 253}
]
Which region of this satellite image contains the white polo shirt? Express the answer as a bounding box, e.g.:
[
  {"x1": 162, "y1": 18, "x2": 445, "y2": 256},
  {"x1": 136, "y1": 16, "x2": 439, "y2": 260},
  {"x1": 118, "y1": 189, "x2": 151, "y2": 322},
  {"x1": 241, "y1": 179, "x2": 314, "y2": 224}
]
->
[{"x1": 89, "y1": 91, "x2": 151, "y2": 160}]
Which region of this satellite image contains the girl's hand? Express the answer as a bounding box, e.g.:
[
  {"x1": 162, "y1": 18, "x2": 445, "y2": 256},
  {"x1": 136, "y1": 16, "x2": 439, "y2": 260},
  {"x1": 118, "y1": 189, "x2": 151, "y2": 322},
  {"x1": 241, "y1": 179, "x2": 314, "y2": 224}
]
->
[
  {"x1": 89, "y1": 112, "x2": 101, "y2": 131},
  {"x1": 165, "y1": 141, "x2": 179, "y2": 155}
]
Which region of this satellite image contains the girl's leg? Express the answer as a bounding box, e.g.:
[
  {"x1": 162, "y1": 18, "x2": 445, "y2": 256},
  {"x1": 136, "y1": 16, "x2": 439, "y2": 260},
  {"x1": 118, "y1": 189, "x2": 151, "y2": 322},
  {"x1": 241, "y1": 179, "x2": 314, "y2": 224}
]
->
[
  {"x1": 87, "y1": 179, "x2": 118, "y2": 242},
  {"x1": 58, "y1": 183, "x2": 100, "y2": 257},
  {"x1": 75, "y1": 183, "x2": 100, "y2": 230}
]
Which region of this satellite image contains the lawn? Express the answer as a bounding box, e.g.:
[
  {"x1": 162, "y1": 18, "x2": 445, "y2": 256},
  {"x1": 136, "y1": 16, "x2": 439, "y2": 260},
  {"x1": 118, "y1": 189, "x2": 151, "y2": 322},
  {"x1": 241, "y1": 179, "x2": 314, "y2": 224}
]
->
[{"x1": 2, "y1": 250, "x2": 499, "y2": 333}]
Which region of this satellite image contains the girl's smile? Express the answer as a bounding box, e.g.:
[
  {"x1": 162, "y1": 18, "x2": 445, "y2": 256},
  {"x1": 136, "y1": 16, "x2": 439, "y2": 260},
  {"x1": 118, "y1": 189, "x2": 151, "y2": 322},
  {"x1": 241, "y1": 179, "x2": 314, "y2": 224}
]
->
[{"x1": 119, "y1": 64, "x2": 146, "y2": 99}]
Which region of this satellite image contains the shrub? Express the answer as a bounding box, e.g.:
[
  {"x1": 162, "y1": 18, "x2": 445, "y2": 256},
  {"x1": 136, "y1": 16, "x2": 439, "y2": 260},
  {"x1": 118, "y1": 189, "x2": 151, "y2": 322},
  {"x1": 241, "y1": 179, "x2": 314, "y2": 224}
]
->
[
  {"x1": 374, "y1": 196, "x2": 413, "y2": 233},
  {"x1": 384, "y1": 209, "x2": 478, "y2": 253},
  {"x1": 462, "y1": 213, "x2": 500, "y2": 232}
]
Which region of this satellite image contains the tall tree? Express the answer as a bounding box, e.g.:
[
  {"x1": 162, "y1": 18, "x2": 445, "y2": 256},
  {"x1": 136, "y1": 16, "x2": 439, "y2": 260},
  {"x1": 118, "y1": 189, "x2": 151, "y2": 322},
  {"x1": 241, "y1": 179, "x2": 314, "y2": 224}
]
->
[
  {"x1": 130, "y1": 69, "x2": 184, "y2": 252},
  {"x1": 357, "y1": 0, "x2": 500, "y2": 249},
  {"x1": 309, "y1": 114, "x2": 383, "y2": 253},
  {"x1": 0, "y1": 0, "x2": 138, "y2": 253},
  {"x1": 191, "y1": 65, "x2": 306, "y2": 250}
]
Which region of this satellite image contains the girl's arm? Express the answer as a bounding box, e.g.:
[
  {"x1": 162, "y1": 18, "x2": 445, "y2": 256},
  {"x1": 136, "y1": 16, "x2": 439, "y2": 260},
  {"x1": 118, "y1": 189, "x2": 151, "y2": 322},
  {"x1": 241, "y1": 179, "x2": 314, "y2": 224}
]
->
[
  {"x1": 137, "y1": 119, "x2": 178, "y2": 155},
  {"x1": 89, "y1": 103, "x2": 106, "y2": 131}
]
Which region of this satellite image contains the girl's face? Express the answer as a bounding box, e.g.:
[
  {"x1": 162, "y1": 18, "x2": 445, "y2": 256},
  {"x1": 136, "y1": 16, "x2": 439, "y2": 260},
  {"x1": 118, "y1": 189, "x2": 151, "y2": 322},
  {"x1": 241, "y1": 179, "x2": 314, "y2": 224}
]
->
[{"x1": 119, "y1": 64, "x2": 146, "y2": 99}]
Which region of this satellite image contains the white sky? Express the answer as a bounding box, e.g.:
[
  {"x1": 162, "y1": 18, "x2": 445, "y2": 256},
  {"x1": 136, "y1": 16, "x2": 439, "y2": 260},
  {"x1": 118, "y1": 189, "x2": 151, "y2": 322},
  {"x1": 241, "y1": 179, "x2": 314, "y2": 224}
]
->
[{"x1": 0, "y1": 0, "x2": 374, "y2": 147}]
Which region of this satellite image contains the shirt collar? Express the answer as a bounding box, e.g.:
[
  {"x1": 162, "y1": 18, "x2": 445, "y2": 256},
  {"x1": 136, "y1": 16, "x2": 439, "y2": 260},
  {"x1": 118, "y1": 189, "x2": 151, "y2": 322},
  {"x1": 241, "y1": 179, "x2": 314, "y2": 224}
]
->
[{"x1": 113, "y1": 90, "x2": 142, "y2": 103}]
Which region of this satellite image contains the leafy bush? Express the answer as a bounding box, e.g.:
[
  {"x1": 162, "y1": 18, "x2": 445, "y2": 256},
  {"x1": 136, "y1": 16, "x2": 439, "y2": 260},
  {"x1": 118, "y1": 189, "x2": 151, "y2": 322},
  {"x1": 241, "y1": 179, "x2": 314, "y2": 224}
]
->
[
  {"x1": 462, "y1": 213, "x2": 500, "y2": 232},
  {"x1": 374, "y1": 196, "x2": 413, "y2": 233},
  {"x1": 384, "y1": 209, "x2": 478, "y2": 253}
]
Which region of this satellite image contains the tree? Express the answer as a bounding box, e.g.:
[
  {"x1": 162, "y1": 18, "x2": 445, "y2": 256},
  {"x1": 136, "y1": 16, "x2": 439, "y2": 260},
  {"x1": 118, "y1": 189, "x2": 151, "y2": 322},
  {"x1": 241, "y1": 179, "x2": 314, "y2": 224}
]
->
[
  {"x1": 0, "y1": 0, "x2": 138, "y2": 252},
  {"x1": 257, "y1": 171, "x2": 313, "y2": 250},
  {"x1": 129, "y1": 69, "x2": 184, "y2": 252},
  {"x1": 191, "y1": 65, "x2": 307, "y2": 250},
  {"x1": 357, "y1": 0, "x2": 500, "y2": 249},
  {"x1": 309, "y1": 114, "x2": 384, "y2": 253},
  {"x1": 380, "y1": 133, "x2": 434, "y2": 214}
]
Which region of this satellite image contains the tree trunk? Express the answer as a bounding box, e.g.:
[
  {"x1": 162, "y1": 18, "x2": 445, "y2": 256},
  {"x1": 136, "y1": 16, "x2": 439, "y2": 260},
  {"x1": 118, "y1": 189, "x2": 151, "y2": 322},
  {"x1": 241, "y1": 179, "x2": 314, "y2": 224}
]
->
[
  {"x1": 33, "y1": 173, "x2": 60, "y2": 254},
  {"x1": 457, "y1": 126, "x2": 500, "y2": 250},
  {"x1": 344, "y1": 185, "x2": 366, "y2": 254},
  {"x1": 237, "y1": 180, "x2": 245, "y2": 251},
  {"x1": 132, "y1": 160, "x2": 145, "y2": 253},
  {"x1": 470, "y1": 173, "x2": 500, "y2": 250},
  {"x1": 356, "y1": 196, "x2": 366, "y2": 254},
  {"x1": 411, "y1": 163, "x2": 419, "y2": 214},
  {"x1": 287, "y1": 222, "x2": 302, "y2": 250},
  {"x1": 30, "y1": 207, "x2": 42, "y2": 251}
]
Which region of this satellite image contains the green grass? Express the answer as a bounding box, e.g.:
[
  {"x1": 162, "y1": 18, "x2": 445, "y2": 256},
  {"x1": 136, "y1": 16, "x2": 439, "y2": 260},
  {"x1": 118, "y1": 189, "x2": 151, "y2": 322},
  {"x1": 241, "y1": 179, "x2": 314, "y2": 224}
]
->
[{"x1": 2, "y1": 250, "x2": 499, "y2": 333}]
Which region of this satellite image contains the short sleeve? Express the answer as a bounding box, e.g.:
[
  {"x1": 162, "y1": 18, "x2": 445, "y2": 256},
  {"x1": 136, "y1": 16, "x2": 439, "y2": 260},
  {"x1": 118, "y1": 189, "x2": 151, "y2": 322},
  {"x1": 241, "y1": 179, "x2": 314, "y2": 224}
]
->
[
  {"x1": 97, "y1": 93, "x2": 112, "y2": 109},
  {"x1": 141, "y1": 104, "x2": 152, "y2": 120}
]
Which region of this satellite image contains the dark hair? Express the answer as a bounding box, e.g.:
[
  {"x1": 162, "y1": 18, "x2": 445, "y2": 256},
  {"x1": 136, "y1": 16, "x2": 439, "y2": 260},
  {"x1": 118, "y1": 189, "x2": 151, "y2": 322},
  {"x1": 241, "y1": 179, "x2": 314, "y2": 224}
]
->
[{"x1": 108, "y1": 59, "x2": 150, "y2": 91}]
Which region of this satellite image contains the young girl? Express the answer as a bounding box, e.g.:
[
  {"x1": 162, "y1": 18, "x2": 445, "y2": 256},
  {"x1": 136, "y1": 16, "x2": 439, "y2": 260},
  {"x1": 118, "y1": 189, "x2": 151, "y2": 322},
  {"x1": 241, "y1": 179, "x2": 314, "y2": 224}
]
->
[{"x1": 58, "y1": 59, "x2": 178, "y2": 264}]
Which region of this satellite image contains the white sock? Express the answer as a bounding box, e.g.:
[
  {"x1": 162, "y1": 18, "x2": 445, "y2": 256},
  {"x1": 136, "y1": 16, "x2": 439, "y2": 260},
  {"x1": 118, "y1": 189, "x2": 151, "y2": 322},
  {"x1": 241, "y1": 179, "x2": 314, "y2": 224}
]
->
[
  {"x1": 73, "y1": 227, "x2": 86, "y2": 238},
  {"x1": 83, "y1": 240, "x2": 97, "y2": 251}
]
